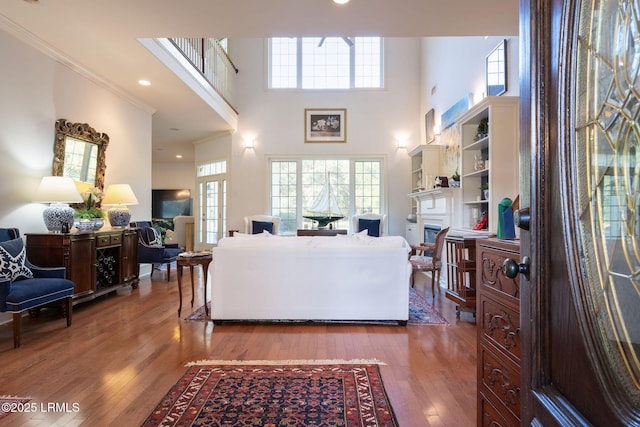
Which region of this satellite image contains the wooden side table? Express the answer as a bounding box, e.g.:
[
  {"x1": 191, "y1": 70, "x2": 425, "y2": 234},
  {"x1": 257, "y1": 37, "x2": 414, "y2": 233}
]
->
[{"x1": 176, "y1": 253, "x2": 212, "y2": 317}]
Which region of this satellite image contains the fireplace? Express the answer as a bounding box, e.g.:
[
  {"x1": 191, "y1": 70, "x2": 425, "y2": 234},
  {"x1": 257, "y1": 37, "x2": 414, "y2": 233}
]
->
[{"x1": 408, "y1": 188, "x2": 461, "y2": 291}]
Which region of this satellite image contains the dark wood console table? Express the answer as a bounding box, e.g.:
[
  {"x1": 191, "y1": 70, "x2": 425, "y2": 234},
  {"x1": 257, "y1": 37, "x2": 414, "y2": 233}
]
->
[
  {"x1": 26, "y1": 228, "x2": 139, "y2": 304},
  {"x1": 297, "y1": 229, "x2": 347, "y2": 236}
]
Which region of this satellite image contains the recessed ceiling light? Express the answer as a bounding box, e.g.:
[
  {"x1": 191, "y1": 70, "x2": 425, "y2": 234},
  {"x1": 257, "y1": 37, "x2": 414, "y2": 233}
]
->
[
  {"x1": 138, "y1": 79, "x2": 151, "y2": 86},
  {"x1": 176, "y1": 154, "x2": 183, "y2": 159},
  {"x1": 333, "y1": 0, "x2": 349, "y2": 4}
]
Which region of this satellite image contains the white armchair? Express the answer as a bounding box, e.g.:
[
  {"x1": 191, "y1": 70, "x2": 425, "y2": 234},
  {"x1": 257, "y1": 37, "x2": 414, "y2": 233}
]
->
[
  {"x1": 351, "y1": 213, "x2": 387, "y2": 237},
  {"x1": 244, "y1": 215, "x2": 280, "y2": 235},
  {"x1": 164, "y1": 215, "x2": 195, "y2": 250}
]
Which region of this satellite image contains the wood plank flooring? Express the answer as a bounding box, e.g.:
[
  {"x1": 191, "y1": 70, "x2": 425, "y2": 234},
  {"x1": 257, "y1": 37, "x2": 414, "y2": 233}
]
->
[{"x1": 0, "y1": 269, "x2": 477, "y2": 426}]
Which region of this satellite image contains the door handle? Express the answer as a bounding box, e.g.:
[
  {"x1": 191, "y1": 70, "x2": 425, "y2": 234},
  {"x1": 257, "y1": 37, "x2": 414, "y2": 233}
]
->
[
  {"x1": 514, "y1": 208, "x2": 530, "y2": 230},
  {"x1": 503, "y1": 256, "x2": 531, "y2": 280}
]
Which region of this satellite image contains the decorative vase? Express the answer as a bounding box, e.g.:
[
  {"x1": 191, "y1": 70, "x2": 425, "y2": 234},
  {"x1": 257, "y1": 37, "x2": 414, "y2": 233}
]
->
[
  {"x1": 76, "y1": 219, "x2": 94, "y2": 232},
  {"x1": 43, "y1": 203, "x2": 75, "y2": 233},
  {"x1": 484, "y1": 189, "x2": 490, "y2": 200},
  {"x1": 91, "y1": 218, "x2": 104, "y2": 230}
]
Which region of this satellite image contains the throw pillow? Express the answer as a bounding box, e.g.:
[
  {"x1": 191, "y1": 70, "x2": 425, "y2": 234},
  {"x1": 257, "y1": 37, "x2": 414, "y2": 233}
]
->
[
  {"x1": 252, "y1": 220, "x2": 274, "y2": 234},
  {"x1": 358, "y1": 218, "x2": 381, "y2": 237},
  {"x1": 141, "y1": 227, "x2": 164, "y2": 247},
  {"x1": 0, "y1": 238, "x2": 33, "y2": 282}
]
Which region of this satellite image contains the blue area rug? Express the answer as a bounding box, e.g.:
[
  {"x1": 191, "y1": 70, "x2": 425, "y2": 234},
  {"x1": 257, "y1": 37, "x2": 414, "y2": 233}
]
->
[{"x1": 185, "y1": 288, "x2": 449, "y2": 325}]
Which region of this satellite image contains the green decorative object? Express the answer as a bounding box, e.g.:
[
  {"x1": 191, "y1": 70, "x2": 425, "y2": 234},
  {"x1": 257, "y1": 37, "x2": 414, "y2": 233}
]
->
[{"x1": 497, "y1": 197, "x2": 515, "y2": 239}]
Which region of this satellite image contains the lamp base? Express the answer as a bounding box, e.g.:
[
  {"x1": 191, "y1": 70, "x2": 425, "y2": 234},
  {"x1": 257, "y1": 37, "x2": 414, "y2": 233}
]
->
[
  {"x1": 43, "y1": 203, "x2": 75, "y2": 233},
  {"x1": 108, "y1": 206, "x2": 131, "y2": 227}
]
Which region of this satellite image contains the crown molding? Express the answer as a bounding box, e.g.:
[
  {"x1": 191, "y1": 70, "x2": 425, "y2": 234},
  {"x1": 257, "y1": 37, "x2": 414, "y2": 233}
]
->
[{"x1": 0, "y1": 14, "x2": 156, "y2": 114}]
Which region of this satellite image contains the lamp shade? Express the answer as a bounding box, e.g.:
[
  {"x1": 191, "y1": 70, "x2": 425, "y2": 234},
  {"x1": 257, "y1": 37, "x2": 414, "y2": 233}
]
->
[
  {"x1": 33, "y1": 176, "x2": 83, "y2": 203},
  {"x1": 101, "y1": 184, "x2": 139, "y2": 206},
  {"x1": 33, "y1": 176, "x2": 83, "y2": 232},
  {"x1": 102, "y1": 184, "x2": 138, "y2": 227}
]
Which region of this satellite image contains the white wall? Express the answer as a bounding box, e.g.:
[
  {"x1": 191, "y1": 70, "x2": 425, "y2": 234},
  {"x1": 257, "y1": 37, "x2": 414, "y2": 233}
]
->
[
  {"x1": 0, "y1": 28, "x2": 153, "y2": 232},
  {"x1": 163, "y1": 36, "x2": 521, "y2": 238},
  {"x1": 419, "y1": 36, "x2": 520, "y2": 176},
  {"x1": 0, "y1": 28, "x2": 153, "y2": 323},
  {"x1": 420, "y1": 36, "x2": 520, "y2": 136},
  {"x1": 196, "y1": 38, "x2": 422, "y2": 236}
]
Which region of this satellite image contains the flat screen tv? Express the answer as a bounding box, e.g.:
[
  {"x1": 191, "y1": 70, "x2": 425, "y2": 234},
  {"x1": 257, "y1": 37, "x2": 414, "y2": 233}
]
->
[{"x1": 152, "y1": 189, "x2": 192, "y2": 220}]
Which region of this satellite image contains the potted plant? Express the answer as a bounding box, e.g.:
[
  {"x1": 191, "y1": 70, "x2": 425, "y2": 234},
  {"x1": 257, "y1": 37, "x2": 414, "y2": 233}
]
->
[
  {"x1": 75, "y1": 186, "x2": 105, "y2": 231},
  {"x1": 450, "y1": 170, "x2": 461, "y2": 188},
  {"x1": 482, "y1": 182, "x2": 489, "y2": 200}
]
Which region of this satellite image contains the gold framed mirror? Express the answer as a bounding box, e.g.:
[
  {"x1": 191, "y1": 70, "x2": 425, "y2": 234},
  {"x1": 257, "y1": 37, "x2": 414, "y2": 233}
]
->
[{"x1": 53, "y1": 119, "x2": 109, "y2": 192}]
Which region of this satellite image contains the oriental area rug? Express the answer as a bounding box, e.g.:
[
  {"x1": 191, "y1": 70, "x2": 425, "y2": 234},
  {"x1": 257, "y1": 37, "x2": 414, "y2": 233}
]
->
[
  {"x1": 185, "y1": 288, "x2": 449, "y2": 325},
  {"x1": 142, "y1": 360, "x2": 399, "y2": 427}
]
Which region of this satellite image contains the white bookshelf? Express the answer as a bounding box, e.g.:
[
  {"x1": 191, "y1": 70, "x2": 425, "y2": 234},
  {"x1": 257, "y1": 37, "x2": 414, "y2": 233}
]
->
[
  {"x1": 458, "y1": 96, "x2": 519, "y2": 233},
  {"x1": 408, "y1": 144, "x2": 444, "y2": 214}
]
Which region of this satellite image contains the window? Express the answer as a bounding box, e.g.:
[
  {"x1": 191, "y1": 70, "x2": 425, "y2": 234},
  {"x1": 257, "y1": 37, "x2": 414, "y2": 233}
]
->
[
  {"x1": 269, "y1": 157, "x2": 384, "y2": 234},
  {"x1": 269, "y1": 37, "x2": 383, "y2": 89},
  {"x1": 197, "y1": 160, "x2": 227, "y2": 245}
]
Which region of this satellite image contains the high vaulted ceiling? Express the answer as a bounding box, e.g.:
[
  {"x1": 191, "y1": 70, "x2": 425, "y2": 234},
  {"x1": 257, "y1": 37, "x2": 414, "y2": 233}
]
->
[{"x1": 0, "y1": 0, "x2": 519, "y2": 162}]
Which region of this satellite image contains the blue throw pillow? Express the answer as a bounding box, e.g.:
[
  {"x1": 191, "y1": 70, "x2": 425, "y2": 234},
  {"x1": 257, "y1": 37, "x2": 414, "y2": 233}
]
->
[
  {"x1": 358, "y1": 218, "x2": 381, "y2": 237},
  {"x1": 140, "y1": 227, "x2": 163, "y2": 247},
  {"x1": 0, "y1": 238, "x2": 33, "y2": 282},
  {"x1": 252, "y1": 221, "x2": 274, "y2": 234}
]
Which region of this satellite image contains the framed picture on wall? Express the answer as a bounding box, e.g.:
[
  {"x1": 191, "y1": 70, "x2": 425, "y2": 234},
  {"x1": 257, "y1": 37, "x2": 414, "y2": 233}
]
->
[
  {"x1": 425, "y1": 108, "x2": 435, "y2": 143},
  {"x1": 304, "y1": 108, "x2": 347, "y2": 143}
]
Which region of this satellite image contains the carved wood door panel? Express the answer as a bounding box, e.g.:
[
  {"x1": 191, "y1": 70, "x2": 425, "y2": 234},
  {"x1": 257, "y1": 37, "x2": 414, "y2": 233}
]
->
[{"x1": 521, "y1": 0, "x2": 640, "y2": 425}]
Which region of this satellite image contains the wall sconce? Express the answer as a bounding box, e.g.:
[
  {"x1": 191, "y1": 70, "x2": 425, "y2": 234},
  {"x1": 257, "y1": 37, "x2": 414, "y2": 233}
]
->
[
  {"x1": 396, "y1": 138, "x2": 408, "y2": 149},
  {"x1": 243, "y1": 137, "x2": 255, "y2": 149},
  {"x1": 101, "y1": 184, "x2": 139, "y2": 227},
  {"x1": 33, "y1": 176, "x2": 83, "y2": 232}
]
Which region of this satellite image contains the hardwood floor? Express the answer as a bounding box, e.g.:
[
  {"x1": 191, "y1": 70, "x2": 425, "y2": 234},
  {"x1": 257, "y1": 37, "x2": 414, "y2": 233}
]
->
[{"x1": 0, "y1": 268, "x2": 477, "y2": 426}]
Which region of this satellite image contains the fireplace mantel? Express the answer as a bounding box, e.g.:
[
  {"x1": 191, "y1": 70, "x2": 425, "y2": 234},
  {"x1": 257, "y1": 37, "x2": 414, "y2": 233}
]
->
[{"x1": 408, "y1": 188, "x2": 461, "y2": 229}]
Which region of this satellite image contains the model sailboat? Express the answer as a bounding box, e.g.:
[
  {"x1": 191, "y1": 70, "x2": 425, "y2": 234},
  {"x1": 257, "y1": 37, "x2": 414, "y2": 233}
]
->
[{"x1": 303, "y1": 174, "x2": 344, "y2": 228}]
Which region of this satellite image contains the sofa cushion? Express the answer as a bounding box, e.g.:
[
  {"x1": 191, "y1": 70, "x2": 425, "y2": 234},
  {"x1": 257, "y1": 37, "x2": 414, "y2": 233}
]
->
[
  {"x1": 251, "y1": 221, "x2": 274, "y2": 234},
  {"x1": 358, "y1": 218, "x2": 381, "y2": 237},
  {"x1": 0, "y1": 238, "x2": 33, "y2": 282}
]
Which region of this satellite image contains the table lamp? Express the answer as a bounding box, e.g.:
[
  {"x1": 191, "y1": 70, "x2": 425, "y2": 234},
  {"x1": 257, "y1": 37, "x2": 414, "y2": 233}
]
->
[
  {"x1": 33, "y1": 176, "x2": 83, "y2": 232},
  {"x1": 101, "y1": 184, "x2": 138, "y2": 227}
]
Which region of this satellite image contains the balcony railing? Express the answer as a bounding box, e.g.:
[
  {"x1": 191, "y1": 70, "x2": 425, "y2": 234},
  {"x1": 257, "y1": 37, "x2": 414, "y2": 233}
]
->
[{"x1": 169, "y1": 38, "x2": 238, "y2": 113}]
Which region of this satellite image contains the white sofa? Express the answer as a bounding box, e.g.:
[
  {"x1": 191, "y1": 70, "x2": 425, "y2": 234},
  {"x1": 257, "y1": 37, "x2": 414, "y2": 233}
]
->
[{"x1": 209, "y1": 233, "x2": 412, "y2": 323}]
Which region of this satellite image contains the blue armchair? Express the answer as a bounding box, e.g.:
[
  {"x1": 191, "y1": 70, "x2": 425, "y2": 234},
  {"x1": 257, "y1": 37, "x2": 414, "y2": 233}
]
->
[
  {"x1": 0, "y1": 229, "x2": 75, "y2": 348},
  {"x1": 130, "y1": 221, "x2": 183, "y2": 280}
]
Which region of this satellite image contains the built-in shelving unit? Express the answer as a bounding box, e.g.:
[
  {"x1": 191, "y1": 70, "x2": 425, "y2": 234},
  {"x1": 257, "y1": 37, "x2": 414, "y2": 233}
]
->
[
  {"x1": 459, "y1": 96, "x2": 519, "y2": 232},
  {"x1": 408, "y1": 144, "x2": 444, "y2": 214}
]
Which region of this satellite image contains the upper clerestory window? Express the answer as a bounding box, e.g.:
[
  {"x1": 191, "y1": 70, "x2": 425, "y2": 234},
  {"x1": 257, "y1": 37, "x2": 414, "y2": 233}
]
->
[{"x1": 269, "y1": 37, "x2": 383, "y2": 89}]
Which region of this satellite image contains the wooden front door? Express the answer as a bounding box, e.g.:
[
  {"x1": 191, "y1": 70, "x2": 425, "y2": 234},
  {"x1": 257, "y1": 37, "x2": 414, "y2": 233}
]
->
[{"x1": 520, "y1": 0, "x2": 640, "y2": 425}]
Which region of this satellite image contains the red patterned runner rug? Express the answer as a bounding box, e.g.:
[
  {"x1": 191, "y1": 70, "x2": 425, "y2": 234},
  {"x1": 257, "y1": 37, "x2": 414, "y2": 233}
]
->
[{"x1": 143, "y1": 359, "x2": 399, "y2": 426}]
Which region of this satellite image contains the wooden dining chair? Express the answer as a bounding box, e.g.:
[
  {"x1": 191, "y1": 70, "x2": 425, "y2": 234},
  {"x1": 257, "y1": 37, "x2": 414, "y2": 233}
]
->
[{"x1": 409, "y1": 227, "x2": 450, "y2": 296}]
